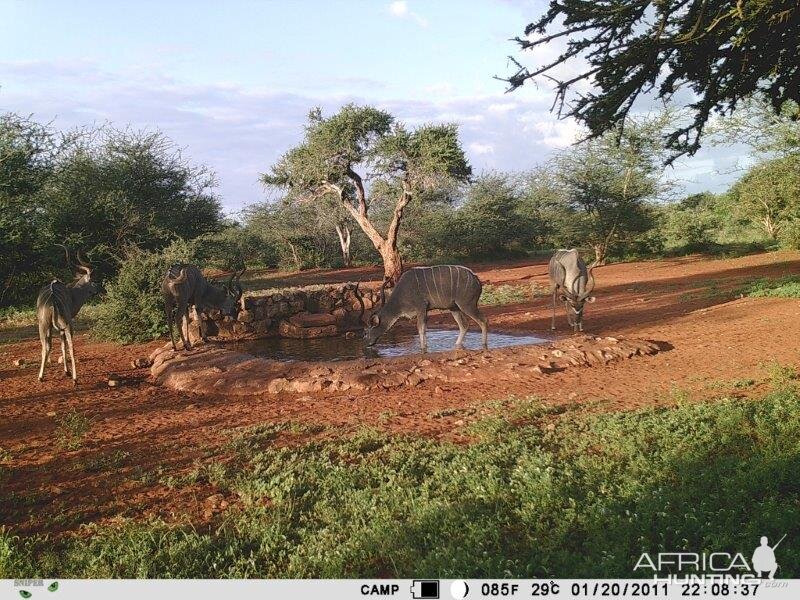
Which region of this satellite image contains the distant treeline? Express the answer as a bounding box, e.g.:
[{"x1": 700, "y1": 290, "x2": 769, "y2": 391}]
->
[{"x1": 3, "y1": 101, "x2": 800, "y2": 312}]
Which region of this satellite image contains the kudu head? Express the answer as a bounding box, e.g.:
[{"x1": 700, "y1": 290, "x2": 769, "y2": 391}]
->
[
  {"x1": 61, "y1": 245, "x2": 98, "y2": 298},
  {"x1": 362, "y1": 278, "x2": 392, "y2": 347},
  {"x1": 559, "y1": 267, "x2": 596, "y2": 332},
  {"x1": 219, "y1": 266, "x2": 246, "y2": 317}
]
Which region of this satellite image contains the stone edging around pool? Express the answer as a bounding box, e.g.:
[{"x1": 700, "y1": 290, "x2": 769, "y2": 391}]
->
[{"x1": 148, "y1": 335, "x2": 665, "y2": 396}]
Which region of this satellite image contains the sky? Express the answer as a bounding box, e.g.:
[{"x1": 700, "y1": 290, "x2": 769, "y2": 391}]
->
[{"x1": 0, "y1": 0, "x2": 749, "y2": 214}]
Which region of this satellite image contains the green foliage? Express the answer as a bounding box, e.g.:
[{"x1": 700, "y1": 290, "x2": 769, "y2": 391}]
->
[
  {"x1": 0, "y1": 114, "x2": 60, "y2": 305},
  {"x1": 92, "y1": 239, "x2": 200, "y2": 343},
  {"x1": 507, "y1": 0, "x2": 800, "y2": 159},
  {"x1": 5, "y1": 392, "x2": 800, "y2": 577},
  {"x1": 727, "y1": 154, "x2": 800, "y2": 241},
  {"x1": 743, "y1": 275, "x2": 800, "y2": 299},
  {"x1": 550, "y1": 117, "x2": 668, "y2": 264},
  {"x1": 264, "y1": 104, "x2": 471, "y2": 279},
  {"x1": 660, "y1": 193, "x2": 720, "y2": 251},
  {"x1": 480, "y1": 283, "x2": 543, "y2": 307},
  {"x1": 0, "y1": 115, "x2": 223, "y2": 307},
  {"x1": 54, "y1": 410, "x2": 92, "y2": 451}
]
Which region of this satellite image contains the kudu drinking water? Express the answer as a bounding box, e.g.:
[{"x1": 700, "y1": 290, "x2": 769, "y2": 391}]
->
[
  {"x1": 162, "y1": 264, "x2": 245, "y2": 351},
  {"x1": 548, "y1": 249, "x2": 596, "y2": 332},
  {"x1": 36, "y1": 248, "x2": 98, "y2": 383},
  {"x1": 362, "y1": 265, "x2": 488, "y2": 352}
]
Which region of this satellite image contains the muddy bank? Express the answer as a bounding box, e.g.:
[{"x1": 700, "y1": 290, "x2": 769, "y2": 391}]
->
[{"x1": 149, "y1": 335, "x2": 664, "y2": 396}]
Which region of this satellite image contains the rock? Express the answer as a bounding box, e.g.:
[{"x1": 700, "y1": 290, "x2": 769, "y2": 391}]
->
[
  {"x1": 46, "y1": 411, "x2": 56, "y2": 417},
  {"x1": 290, "y1": 379, "x2": 324, "y2": 394},
  {"x1": 434, "y1": 386, "x2": 444, "y2": 395},
  {"x1": 12, "y1": 358, "x2": 25, "y2": 367},
  {"x1": 267, "y1": 377, "x2": 290, "y2": 394},
  {"x1": 107, "y1": 376, "x2": 122, "y2": 388},
  {"x1": 406, "y1": 372, "x2": 425, "y2": 387},
  {"x1": 289, "y1": 313, "x2": 337, "y2": 328},
  {"x1": 131, "y1": 357, "x2": 151, "y2": 369},
  {"x1": 552, "y1": 349, "x2": 564, "y2": 357}
]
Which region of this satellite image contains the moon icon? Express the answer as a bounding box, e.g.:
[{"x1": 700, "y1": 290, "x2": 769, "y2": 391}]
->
[{"x1": 450, "y1": 579, "x2": 469, "y2": 599}]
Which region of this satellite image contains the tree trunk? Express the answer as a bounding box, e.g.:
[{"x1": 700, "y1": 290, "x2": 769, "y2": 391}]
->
[
  {"x1": 763, "y1": 215, "x2": 779, "y2": 239},
  {"x1": 592, "y1": 243, "x2": 607, "y2": 267},
  {"x1": 379, "y1": 242, "x2": 404, "y2": 284},
  {"x1": 335, "y1": 171, "x2": 412, "y2": 285},
  {"x1": 287, "y1": 241, "x2": 301, "y2": 271},
  {"x1": 335, "y1": 223, "x2": 352, "y2": 267}
]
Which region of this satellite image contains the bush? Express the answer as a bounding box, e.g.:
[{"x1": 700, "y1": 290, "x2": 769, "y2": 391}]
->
[
  {"x1": 92, "y1": 240, "x2": 200, "y2": 343},
  {"x1": 778, "y1": 218, "x2": 800, "y2": 250}
]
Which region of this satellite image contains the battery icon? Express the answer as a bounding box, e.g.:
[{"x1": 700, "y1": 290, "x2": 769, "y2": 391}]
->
[{"x1": 411, "y1": 579, "x2": 440, "y2": 599}]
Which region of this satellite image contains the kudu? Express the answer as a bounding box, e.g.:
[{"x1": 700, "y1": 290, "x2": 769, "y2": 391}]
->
[
  {"x1": 36, "y1": 248, "x2": 98, "y2": 383},
  {"x1": 362, "y1": 265, "x2": 488, "y2": 352},
  {"x1": 548, "y1": 249, "x2": 596, "y2": 332},
  {"x1": 162, "y1": 264, "x2": 245, "y2": 351}
]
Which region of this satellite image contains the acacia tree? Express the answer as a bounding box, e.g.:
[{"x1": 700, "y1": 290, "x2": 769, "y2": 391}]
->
[
  {"x1": 263, "y1": 104, "x2": 471, "y2": 283},
  {"x1": 552, "y1": 118, "x2": 668, "y2": 265},
  {"x1": 726, "y1": 154, "x2": 800, "y2": 240},
  {"x1": 506, "y1": 0, "x2": 800, "y2": 160}
]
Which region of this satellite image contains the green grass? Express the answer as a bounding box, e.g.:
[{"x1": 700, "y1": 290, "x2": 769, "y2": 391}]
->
[
  {"x1": 742, "y1": 275, "x2": 800, "y2": 298},
  {"x1": 2, "y1": 391, "x2": 799, "y2": 578},
  {"x1": 480, "y1": 282, "x2": 547, "y2": 307},
  {"x1": 53, "y1": 410, "x2": 92, "y2": 451}
]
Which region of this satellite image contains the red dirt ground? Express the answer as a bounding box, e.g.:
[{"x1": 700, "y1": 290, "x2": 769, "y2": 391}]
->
[{"x1": 2, "y1": 251, "x2": 799, "y2": 536}]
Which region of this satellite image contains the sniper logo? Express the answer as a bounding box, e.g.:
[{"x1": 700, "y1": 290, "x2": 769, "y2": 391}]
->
[
  {"x1": 17, "y1": 581, "x2": 59, "y2": 597},
  {"x1": 752, "y1": 535, "x2": 786, "y2": 580}
]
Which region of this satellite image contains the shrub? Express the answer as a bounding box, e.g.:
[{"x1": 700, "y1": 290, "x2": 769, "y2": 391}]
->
[{"x1": 92, "y1": 239, "x2": 199, "y2": 343}]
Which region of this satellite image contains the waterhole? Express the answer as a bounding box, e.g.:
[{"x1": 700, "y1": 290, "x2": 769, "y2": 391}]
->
[{"x1": 234, "y1": 326, "x2": 550, "y2": 362}]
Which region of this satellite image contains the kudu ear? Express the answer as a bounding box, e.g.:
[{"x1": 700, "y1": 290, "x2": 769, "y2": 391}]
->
[
  {"x1": 559, "y1": 294, "x2": 569, "y2": 302},
  {"x1": 369, "y1": 313, "x2": 380, "y2": 327},
  {"x1": 585, "y1": 296, "x2": 596, "y2": 303}
]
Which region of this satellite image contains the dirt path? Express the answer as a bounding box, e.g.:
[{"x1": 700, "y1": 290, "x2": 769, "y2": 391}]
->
[{"x1": 2, "y1": 251, "x2": 799, "y2": 535}]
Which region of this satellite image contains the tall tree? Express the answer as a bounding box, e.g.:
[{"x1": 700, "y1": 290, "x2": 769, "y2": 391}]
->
[
  {"x1": 43, "y1": 127, "x2": 222, "y2": 274},
  {"x1": 506, "y1": 0, "x2": 800, "y2": 160},
  {"x1": 726, "y1": 154, "x2": 800, "y2": 240},
  {"x1": 0, "y1": 113, "x2": 58, "y2": 304},
  {"x1": 263, "y1": 104, "x2": 471, "y2": 283},
  {"x1": 552, "y1": 118, "x2": 668, "y2": 265}
]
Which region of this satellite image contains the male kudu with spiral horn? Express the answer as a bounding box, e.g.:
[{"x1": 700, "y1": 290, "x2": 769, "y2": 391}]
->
[
  {"x1": 36, "y1": 247, "x2": 98, "y2": 383},
  {"x1": 548, "y1": 249, "x2": 596, "y2": 332},
  {"x1": 162, "y1": 264, "x2": 245, "y2": 351}
]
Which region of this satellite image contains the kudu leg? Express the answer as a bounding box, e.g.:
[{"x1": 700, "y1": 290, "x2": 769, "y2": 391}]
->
[
  {"x1": 64, "y1": 324, "x2": 78, "y2": 383},
  {"x1": 177, "y1": 302, "x2": 192, "y2": 351},
  {"x1": 37, "y1": 324, "x2": 52, "y2": 382},
  {"x1": 165, "y1": 300, "x2": 177, "y2": 351},
  {"x1": 459, "y1": 303, "x2": 488, "y2": 349},
  {"x1": 551, "y1": 288, "x2": 557, "y2": 331},
  {"x1": 416, "y1": 312, "x2": 428, "y2": 353},
  {"x1": 451, "y1": 310, "x2": 468, "y2": 349},
  {"x1": 60, "y1": 330, "x2": 69, "y2": 376}
]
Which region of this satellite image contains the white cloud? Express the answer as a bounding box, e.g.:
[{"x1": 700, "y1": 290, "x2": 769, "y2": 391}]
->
[
  {"x1": 518, "y1": 117, "x2": 582, "y2": 148},
  {"x1": 469, "y1": 142, "x2": 494, "y2": 155},
  {"x1": 387, "y1": 1, "x2": 428, "y2": 27},
  {"x1": 0, "y1": 59, "x2": 742, "y2": 212},
  {"x1": 487, "y1": 102, "x2": 518, "y2": 114}
]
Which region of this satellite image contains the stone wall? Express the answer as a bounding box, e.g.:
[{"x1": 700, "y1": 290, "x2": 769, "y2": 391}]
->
[{"x1": 190, "y1": 283, "x2": 386, "y2": 342}]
